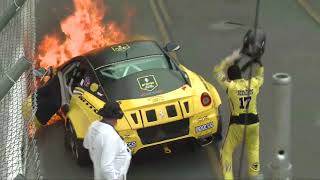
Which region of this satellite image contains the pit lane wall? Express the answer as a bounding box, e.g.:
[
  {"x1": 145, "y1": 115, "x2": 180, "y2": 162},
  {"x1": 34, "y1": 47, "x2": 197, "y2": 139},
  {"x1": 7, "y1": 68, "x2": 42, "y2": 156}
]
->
[{"x1": 0, "y1": 0, "x2": 40, "y2": 179}]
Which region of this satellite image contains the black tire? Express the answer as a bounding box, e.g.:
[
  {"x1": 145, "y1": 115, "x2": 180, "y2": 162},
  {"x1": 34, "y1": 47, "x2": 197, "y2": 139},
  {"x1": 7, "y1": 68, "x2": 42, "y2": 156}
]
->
[
  {"x1": 64, "y1": 122, "x2": 72, "y2": 150},
  {"x1": 215, "y1": 115, "x2": 223, "y2": 142},
  {"x1": 188, "y1": 139, "x2": 201, "y2": 152},
  {"x1": 68, "y1": 123, "x2": 91, "y2": 166},
  {"x1": 215, "y1": 107, "x2": 223, "y2": 142}
]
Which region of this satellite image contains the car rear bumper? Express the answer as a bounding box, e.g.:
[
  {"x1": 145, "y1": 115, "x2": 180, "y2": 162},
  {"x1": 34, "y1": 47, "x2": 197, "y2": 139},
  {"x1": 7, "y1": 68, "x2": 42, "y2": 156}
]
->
[{"x1": 119, "y1": 108, "x2": 220, "y2": 154}]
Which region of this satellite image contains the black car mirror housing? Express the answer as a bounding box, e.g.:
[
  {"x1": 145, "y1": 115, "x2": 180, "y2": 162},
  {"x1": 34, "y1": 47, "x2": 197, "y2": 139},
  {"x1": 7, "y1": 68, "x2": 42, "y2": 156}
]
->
[{"x1": 164, "y1": 42, "x2": 180, "y2": 52}]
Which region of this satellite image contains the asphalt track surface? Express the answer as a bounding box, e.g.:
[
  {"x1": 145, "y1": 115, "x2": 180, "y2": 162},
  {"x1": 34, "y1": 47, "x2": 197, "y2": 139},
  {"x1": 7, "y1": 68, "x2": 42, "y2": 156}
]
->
[{"x1": 35, "y1": 0, "x2": 320, "y2": 179}]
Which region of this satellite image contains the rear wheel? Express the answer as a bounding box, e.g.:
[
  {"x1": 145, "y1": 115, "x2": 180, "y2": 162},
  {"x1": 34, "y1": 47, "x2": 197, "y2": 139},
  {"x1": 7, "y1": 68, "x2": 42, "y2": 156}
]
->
[
  {"x1": 197, "y1": 136, "x2": 214, "y2": 147},
  {"x1": 67, "y1": 123, "x2": 91, "y2": 166},
  {"x1": 214, "y1": 114, "x2": 223, "y2": 142},
  {"x1": 195, "y1": 118, "x2": 222, "y2": 147},
  {"x1": 188, "y1": 139, "x2": 201, "y2": 152}
]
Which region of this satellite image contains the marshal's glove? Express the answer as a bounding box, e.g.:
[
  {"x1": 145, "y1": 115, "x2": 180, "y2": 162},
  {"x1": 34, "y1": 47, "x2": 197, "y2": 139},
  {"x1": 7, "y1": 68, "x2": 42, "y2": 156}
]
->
[{"x1": 226, "y1": 49, "x2": 242, "y2": 65}]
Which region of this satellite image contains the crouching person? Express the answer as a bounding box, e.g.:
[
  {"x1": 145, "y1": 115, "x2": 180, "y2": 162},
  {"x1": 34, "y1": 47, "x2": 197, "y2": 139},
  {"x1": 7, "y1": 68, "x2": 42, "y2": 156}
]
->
[{"x1": 83, "y1": 100, "x2": 132, "y2": 180}]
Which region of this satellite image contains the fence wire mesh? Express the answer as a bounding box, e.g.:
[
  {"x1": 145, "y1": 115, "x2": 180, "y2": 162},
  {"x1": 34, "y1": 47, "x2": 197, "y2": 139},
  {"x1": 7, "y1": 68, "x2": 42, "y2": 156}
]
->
[{"x1": 0, "y1": 0, "x2": 40, "y2": 179}]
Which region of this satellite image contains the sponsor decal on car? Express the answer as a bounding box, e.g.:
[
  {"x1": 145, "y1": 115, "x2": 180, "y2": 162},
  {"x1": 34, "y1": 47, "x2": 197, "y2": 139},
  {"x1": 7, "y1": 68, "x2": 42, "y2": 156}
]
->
[
  {"x1": 148, "y1": 96, "x2": 164, "y2": 103},
  {"x1": 90, "y1": 83, "x2": 99, "y2": 92},
  {"x1": 140, "y1": 89, "x2": 164, "y2": 97},
  {"x1": 198, "y1": 116, "x2": 209, "y2": 121},
  {"x1": 97, "y1": 91, "x2": 103, "y2": 97},
  {"x1": 158, "y1": 110, "x2": 165, "y2": 119},
  {"x1": 195, "y1": 122, "x2": 214, "y2": 133},
  {"x1": 137, "y1": 75, "x2": 158, "y2": 91},
  {"x1": 84, "y1": 76, "x2": 91, "y2": 87},
  {"x1": 127, "y1": 141, "x2": 136, "y2": 148},
  {"x1": 80, "y1": 79, "x2": 84, "y2": 86},
  {"x1": 111, "y1": 44, "x2": 130, "y2": 52}
]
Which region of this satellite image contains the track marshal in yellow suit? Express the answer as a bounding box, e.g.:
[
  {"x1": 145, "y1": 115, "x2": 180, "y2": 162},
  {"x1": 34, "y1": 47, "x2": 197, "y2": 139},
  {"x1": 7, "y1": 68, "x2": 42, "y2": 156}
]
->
[{"x1": 213, "y1": 49, "x2": 264, "y2": 180}]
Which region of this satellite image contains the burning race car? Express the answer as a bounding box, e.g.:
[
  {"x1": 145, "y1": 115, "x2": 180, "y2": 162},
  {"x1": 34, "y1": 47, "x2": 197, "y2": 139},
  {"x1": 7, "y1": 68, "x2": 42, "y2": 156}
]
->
[{"x1": 33, "y1": 40, "x2": 222, "y2": 165}]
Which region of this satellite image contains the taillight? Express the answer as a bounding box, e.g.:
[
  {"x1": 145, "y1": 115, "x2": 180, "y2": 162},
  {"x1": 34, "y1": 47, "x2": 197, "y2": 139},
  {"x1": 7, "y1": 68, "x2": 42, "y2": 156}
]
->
[{"x1": 201, "y1": 92, "x2": 211, "y2": 106}]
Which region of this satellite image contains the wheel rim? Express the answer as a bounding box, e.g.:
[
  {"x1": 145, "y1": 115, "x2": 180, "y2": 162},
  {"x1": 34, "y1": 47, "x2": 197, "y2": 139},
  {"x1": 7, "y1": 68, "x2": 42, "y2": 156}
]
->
[{"x1": 75, "y1": 144, "x2": 79, "y2": 159}]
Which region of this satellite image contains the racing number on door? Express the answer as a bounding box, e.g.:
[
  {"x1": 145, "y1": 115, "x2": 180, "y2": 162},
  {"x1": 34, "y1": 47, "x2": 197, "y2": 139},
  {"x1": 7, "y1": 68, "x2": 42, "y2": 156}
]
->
[{"x1": 239, "y1": 96, "x2": 252, "y2": 109}]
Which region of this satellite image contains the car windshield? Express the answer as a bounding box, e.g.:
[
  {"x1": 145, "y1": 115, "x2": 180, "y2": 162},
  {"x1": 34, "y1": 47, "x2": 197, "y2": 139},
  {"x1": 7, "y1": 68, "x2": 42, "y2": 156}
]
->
[
  {"x1": 97, "y1": 55, "x2": 171, "y2": 80},
  {"x1": 95, "y1": 54, "x2": 187, "y2": 100}
]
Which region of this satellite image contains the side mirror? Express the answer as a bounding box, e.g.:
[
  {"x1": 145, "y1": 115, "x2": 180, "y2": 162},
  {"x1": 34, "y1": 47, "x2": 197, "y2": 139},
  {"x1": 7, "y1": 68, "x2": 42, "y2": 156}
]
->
[
  {"x1": 33, "y1": 67, "x2": 47, "y2": 77},
  {"x1": 33, "y1": 66, "x2": 55, "y2": 77},
  {"x1": 164, "y1": 42, "x2": 180, "y2": 52}
]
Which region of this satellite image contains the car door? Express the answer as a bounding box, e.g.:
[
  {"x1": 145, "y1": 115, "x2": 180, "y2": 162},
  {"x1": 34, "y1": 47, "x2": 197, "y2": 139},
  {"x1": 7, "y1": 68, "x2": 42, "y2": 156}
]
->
[
  {"x1": 35, "y1": 59, "x2": 81, "y2": 125},
  {"x1": 61, "y1": 60, "x2": 81, "y2": 100}
]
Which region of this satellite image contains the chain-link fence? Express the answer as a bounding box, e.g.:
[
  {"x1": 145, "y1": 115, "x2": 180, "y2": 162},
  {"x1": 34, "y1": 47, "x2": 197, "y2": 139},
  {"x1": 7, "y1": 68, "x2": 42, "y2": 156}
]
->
[{"x1": 0, "y1": 0, "x2": 40, "y2": 179}]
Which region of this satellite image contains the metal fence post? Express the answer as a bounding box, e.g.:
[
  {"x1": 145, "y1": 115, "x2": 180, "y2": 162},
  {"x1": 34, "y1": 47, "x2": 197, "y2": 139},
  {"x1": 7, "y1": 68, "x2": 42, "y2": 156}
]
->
[
  {"x1": 0, "y1": 0, "x2": 27, "y2": 32},
  {"x1": 0, "y1": 56, "x2": 32, "y2": 102},
  {"x1": 268, "y1": 73, "x2": 293, "y2": 180}
]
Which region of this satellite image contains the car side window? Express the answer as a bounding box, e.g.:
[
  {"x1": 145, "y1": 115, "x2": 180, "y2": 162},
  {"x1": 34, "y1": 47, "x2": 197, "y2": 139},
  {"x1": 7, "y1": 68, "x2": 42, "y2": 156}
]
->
[
  {"x1": 62, "y1": 61, "x2": 81, "y2": 95},
  {"x1": 78, "y1": 62, "x2": 108, "y2": 101}
]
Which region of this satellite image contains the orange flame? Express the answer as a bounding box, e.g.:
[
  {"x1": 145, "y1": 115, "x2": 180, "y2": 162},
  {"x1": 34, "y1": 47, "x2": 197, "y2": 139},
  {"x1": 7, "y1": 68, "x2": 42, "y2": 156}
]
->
[
  {"x1": 27, "y1": 121, "x2": 37, "y2": 138},
  {"x1": 37, "y1": 0, "x2": 132, "y2": 68},
  {"x1": 36, "y1": 0, "x2": 134, "y2": 125},
  {"x1": 27, "y1": 113, "x2": 62, "y2": 138},
  {"x1": 46, "y1": 114, "x2": 63, "y2": 126}
]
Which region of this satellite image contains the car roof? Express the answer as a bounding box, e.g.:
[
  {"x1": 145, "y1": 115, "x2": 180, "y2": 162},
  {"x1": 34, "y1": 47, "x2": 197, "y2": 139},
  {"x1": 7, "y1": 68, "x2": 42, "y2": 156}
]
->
[{"x1": 83, "y1": 40, "x2": 164, "y2": 69}]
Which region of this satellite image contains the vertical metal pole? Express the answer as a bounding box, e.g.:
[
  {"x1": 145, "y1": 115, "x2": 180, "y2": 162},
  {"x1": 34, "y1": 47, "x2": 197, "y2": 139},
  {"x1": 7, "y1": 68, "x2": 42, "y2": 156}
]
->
[
  {"x1": 268, "y1": 73, "x2": 292, "y2": 180},
  {"x1": 253, "y1": 0, "x2": 261, "y2": 39}
]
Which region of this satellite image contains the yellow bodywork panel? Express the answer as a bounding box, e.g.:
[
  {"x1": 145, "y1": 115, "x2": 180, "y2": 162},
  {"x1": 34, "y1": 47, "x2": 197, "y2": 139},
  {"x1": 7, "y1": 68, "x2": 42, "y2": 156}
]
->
[
  {"x1": 180, "y1": 64, "x2": 222, "y2": 109},
  {"x1": 68, "y1": 89, "x2": 103, "y2": 138}
]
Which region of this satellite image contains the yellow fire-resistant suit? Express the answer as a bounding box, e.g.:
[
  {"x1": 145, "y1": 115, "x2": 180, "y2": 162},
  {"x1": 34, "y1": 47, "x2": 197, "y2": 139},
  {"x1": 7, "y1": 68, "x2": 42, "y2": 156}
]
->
[{"x1": 213, "y1": 53, "x2": 264, "y2": 180}]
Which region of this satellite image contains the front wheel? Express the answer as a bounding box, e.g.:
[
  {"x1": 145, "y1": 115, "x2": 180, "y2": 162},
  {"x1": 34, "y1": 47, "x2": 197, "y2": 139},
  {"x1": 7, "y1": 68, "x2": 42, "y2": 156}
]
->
[
  {"x1": 67, "y1": 123, "x2": 91, "y2": 166},
  {"x1": 64, "y1": 123, "x2": 71, "y2": 150}
]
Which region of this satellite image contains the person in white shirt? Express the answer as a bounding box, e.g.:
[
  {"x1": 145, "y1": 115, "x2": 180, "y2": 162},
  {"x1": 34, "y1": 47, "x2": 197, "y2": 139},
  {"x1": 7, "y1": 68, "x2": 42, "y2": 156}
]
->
[{"x1": 83, "y1": 101, "x2": 132, "y2": 180}]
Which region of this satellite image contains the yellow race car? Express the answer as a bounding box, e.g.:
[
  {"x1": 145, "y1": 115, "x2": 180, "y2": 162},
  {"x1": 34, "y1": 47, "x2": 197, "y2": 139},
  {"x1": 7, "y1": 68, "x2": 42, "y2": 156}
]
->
[{"x1": 34, "y1": 40, "x2": 222, "y2": 165}]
